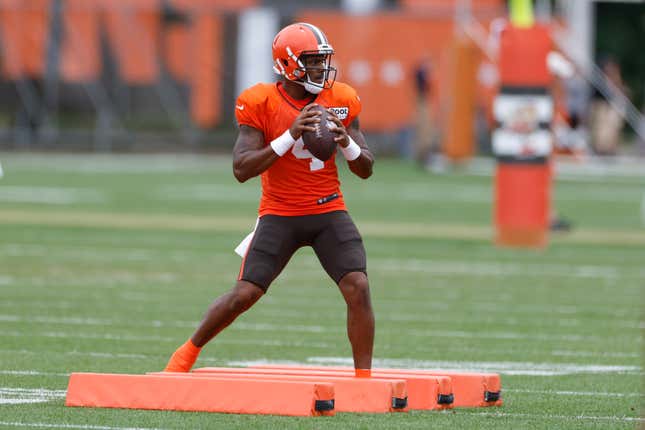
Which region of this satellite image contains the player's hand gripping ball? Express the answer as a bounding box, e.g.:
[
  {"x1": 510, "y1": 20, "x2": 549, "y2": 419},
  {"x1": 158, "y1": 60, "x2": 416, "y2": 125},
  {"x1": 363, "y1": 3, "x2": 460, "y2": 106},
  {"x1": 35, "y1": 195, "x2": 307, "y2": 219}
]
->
[{"x1": 301, "y1": 105, "x2": 337, "y2": 161}]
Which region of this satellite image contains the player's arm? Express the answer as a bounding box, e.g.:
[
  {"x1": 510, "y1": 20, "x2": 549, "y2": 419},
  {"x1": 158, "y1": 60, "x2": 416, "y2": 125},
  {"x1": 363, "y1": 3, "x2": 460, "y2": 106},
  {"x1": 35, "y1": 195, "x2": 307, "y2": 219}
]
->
[
  {"x1": 328, "y1": 114, "x2": 374, "y2": 179},
  {"x1": 232, "y1": 125, "x2": 278, "y2": 183},
  {"x1": 233, "y1": 106, "x2": 321, "y2": 183}
]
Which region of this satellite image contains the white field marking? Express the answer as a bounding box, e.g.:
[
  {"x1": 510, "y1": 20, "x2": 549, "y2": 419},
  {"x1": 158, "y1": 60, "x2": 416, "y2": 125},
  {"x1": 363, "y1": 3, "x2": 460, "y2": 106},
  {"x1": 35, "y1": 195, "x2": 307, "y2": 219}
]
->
[
  {"x1": 7, "y1": 241, "x2": 643, "y2": 281},
  {"x1": 0, "y1": 387, "x2": 66, "y2": 405},
  {"x1": 551, "y1": 350, "x2": 640, "y2": 358},
  {"x1": 0, "y1": 276, "x2": 12, "y2": 286},
  {"x1": 0, "y1": 186, "x2": 106, "y2": 205},
  {"x1": 2, "y1": 290, "x2": 640, "y2": 332},
  {"x1": 0, "y1": 152, "x2": 229, "y2": 172},
  {"x1": 4, "y1": 152, "x2": 644, "y2": 179},
  {"x1": 0, "y1": 315, "x2": 122, "y2": 326},
  {"x1": 0, "y1": 399, "x2": 55, "y2": 404},
  {"x1": 2, "y1": 317, "x2": 635, "y2": 344},
  {"x1": 0, "y1": 388, "x2": 66, "y2": 396},
  {"x1": 401, "y1": 328, "x2": 612, "y2": 343},
  {"x1": 467, "y1": 155, "x2": 645, "y2": 179},
  {"x1": 0, "y1": 243, "x2": 232, "y2": 264},
  {"x1": 381, "y1": 312, "x2": 643, "y2": 330},
  {"x1": 373, "y1": 258, "x2": 638, "y2": 280},
  {"x1": 216, "y1": 338, "x2": 333, "y2": 348},
  {"x1": 504, "y1": 388, "x2": 644, "y2": 398},
  {"x1": 0, "y1": 342, "x2": 637, "y2": 363},
  {"x1": 157, "y1": 184, "x2": 260, "y2": 202},
  {"x1": 0, "y1": 273, "x2": 180, "y2": 290},
  {"x1": 0, "y1": 331, "x2": 334, "y2": 349},
  {"x1": 285, "y1": 256, "x2": 644, "y2": 287},
  {"x1": 261, "y1": 295, "x2": 642, "y2": 322},
  {"x1": 4, "y1": 208, "x2": 645, "y2": 247},
  {"x1": 0, "y1": 314, "x2": 338, "y2": 332},
  {"x1": 0, "y1": 331, "x2": 175, "y2": 342},
  {"x1": 0, "y1": 421, "x2": 167, "y2": 430},
  {"x1": 305, "y1": 357, "x2": 642, "y2": 376},
  {"x1": 358, "y1": 182, "x2": 643, "y2": 203},
  {"x1": 456, "y1": 411, "x2": 644, "y2": 423},
  {"x1": 5, "y1": 310, "x2": 640, "y2": 335},
  {"x1": 0, "y1": 370, "x2": 68, "y2": 377},
  {"x1": 0, "y1": 349, "x2": 150, "y2": 360}
]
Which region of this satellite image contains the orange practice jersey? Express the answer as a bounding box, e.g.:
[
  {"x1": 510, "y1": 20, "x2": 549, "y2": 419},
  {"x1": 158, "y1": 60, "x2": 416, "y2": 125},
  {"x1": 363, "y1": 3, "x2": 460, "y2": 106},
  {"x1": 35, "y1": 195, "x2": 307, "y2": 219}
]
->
[{"x1": 235, "y1": 81, "x2": 362, "y2": 216}]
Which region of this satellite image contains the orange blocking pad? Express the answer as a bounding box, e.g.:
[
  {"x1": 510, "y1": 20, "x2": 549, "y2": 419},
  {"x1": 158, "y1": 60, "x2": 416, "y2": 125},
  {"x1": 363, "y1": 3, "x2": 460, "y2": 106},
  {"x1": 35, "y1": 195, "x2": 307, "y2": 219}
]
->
[
  {"x1": 169, "y1": 368, "x2": 408, "y2": 413},
  {"x1": 66, "y1": 373, "x2": 334, "y2": 416},
  {"x1": 250, "y1": 365, "x2": 502, "y2": 408},
  {"x1": 191, "y1": 367, "x2": 450, "y2": 411}
]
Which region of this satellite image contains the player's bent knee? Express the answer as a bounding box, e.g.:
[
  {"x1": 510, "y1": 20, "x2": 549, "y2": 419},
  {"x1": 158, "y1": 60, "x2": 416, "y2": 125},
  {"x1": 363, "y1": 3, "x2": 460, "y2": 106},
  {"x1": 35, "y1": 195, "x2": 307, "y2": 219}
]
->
[
  {"x1": 339, "y1": 272, "x2": 370, "y2": 307},
  {"x1": 229, "y1": 281, "x2": 264, "y2": 314}
]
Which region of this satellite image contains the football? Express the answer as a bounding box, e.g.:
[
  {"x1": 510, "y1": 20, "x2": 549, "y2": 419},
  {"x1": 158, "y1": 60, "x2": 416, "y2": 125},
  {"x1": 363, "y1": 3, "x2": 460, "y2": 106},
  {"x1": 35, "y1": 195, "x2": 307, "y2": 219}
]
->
[{"x1": 301, "y1": 105, "x2": 337, "y2": 161}]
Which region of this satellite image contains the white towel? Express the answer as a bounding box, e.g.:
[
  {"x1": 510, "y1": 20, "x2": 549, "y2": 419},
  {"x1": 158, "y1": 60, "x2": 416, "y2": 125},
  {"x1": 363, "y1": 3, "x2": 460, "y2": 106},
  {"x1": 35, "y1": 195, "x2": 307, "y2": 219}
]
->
[{"x1": 234, "y1": 218, "x2": 259, "y2": 257}]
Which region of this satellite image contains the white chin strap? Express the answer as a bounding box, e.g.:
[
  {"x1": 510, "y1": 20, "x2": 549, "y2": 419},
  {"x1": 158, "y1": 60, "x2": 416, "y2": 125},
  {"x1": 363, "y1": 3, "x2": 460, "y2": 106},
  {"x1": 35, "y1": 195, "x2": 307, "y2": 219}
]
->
[
  {"x1": 303, "y1": 81, "x2": 323, "y2": 94},
  {"x1": 295, "y1": 76, "x2": 324, "y2": 94}
]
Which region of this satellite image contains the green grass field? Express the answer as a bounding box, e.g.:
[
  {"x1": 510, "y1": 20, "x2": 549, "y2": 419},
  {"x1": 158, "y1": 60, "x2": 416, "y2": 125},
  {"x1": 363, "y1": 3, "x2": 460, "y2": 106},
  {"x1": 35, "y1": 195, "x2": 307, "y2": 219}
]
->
[{"x1": 0, "y1": 153, "x2": 643, "y2": 429}]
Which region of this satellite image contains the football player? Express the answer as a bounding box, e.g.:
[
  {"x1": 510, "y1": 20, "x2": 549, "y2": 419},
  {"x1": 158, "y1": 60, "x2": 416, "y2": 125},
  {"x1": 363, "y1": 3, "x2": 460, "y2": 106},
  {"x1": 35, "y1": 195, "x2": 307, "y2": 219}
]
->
[{"x1": 164, "y1": 22, "x2": 375, "y2": 377}]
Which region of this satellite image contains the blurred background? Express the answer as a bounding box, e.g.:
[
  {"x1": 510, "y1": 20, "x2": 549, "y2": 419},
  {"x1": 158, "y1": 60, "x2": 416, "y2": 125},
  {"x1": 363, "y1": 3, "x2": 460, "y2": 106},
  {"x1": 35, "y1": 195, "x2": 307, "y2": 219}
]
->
[
  {"x1": 0, "y1": 0, "x2": 643, "y2": 161},
  {"x1": 0, "y1": 3, "x2": 643, "y2": 426}
]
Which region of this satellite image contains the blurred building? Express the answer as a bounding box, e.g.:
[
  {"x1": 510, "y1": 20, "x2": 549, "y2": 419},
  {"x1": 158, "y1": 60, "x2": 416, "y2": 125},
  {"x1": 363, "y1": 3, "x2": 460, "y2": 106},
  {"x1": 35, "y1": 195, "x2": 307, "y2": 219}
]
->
[{"x1": 0, "y1": 0, "x2": 642, "y2": 155}]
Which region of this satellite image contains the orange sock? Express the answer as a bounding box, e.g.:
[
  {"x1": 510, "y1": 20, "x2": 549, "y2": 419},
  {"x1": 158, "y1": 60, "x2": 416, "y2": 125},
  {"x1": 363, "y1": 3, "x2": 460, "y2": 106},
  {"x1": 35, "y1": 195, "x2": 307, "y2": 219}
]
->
[
  {"x1": 163, "y1": 339, "x2": 202, "y2": 372},
  {"x1": 355, "y1": 368, "x2": 371, "y2": 378}
]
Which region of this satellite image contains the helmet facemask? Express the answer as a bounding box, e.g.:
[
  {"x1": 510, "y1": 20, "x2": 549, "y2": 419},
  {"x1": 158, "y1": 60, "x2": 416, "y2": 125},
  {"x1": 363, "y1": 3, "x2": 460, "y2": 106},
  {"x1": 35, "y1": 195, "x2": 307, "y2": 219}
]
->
[{"x1": 293, "y1": 51, "x2": 337, "y2": 94}]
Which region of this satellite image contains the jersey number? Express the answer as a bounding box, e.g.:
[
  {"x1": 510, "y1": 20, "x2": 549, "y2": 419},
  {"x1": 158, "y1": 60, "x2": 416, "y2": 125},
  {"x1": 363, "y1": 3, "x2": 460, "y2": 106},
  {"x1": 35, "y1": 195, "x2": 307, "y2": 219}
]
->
[{"x1": 292, "y1": 139, "x2": 324, "y2": 171}]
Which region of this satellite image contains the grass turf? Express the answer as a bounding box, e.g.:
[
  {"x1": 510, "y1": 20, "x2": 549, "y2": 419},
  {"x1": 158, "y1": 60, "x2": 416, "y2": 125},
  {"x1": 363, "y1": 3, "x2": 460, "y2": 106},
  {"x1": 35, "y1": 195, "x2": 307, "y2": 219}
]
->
[{"x1": 0, "y1": 153, "x2": 642, "y2": 429}]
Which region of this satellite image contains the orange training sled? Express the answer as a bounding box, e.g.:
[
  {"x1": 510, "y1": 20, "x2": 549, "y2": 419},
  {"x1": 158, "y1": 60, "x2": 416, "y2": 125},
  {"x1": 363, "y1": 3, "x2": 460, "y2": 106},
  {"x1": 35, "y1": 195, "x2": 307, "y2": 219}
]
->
[
  {"x1": 192, "y1": 367, "x2": 451, "y2": 410},
  {"x1": 156, "y1": 369, "x2": 408, "y2": 413},
  {"x1": 248, "y1": 365, "x2": 502, "y2": 408},
  {"x1": 65, "y1": 372, "x2": 335, "y2": 416}
]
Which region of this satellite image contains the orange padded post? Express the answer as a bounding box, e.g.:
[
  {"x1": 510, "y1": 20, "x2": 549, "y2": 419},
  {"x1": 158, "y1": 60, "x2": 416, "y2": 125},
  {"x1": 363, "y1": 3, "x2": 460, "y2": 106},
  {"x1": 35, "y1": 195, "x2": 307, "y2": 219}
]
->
[
  {"x1": 493, "y1": 23, "x2": 553, "y2": 248},
  {"x1": 161, "y1": 369, "x2": 408, "y2": 413},
  {"x1": 495, "y1": 162, "x2": 551, "y2": 247},
  {"x1": 66, "y1": 373, "x2": 335, "y2": 416},
  {"x1": 249, "y1": 365, "x2": 502, "y2": 408},
  {"x1": 443, "y1": 34, "x2": 478, "y2": 162},
  {"x1": 191, "y1": 367, "x2": 450, "y2": 410}
]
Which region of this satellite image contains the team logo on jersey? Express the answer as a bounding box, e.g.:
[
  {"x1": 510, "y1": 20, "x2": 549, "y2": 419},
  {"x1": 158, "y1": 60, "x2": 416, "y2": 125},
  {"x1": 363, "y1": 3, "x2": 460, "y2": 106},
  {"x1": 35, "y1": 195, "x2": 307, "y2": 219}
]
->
[{"x1": 329, "y1": 106, "x2": 349, "y2": 120}]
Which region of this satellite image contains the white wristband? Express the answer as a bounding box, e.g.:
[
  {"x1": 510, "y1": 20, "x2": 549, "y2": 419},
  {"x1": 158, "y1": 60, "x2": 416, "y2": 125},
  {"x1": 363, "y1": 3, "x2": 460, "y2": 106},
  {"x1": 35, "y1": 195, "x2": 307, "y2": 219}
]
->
[
  {"x1": 270, "y1": 129, "x2": 295, "y2": 156},
  {"x1": 341, "y1": 137, "x2": 361, "y2": 161}
]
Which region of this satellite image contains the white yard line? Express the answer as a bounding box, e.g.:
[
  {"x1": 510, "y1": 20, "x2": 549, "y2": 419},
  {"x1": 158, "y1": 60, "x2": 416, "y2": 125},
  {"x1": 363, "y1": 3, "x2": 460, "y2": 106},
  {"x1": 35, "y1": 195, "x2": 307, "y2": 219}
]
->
[
  {"x1": 0, "y1": 243, "x2": 222, "y2": 265},
  {"x1": 0, "y1": 370, "x2": 69, "y2": 377},
  {"x1": 0, "y1": 187, "x2": 106, "y2": 205},
  {"x1": 3, "y1": 208, "x2": 645, "y2": 245},
  {"x1": 1, "y1": 316, "x2": 640, "y2": 347},
  {"x1": 551, "y1": 350, "x2": 640, "y2": 358},
  {"x1": 504, "y1": 388, "x2": 643, "y2": 398},
  {"x1": 373, "y1": 258, "x2": 642, "y2": 280},
  {"x1": 157, "y1": 185, "x2": 259, "y2": 202},
  {"x1": 0, "y1": 387, "x2": 66, "y2": 405},
  {"x1": 0, "y1": 323, "x2": 637, "y2": 345},
  {"x1": 0, "y1": 422, "x2": 167, "y2": 430},
  {"x1": 303, "y1": 357, "x2": 642, "y2": 376},
  {"x1": 0, "y1": 331, "x2": 175, "y2": 342},
  {"x1": 457, "y1": 411, "x2": 644, "y2": 423},
  {"x1": 0, "y1": 331, "x2": 334, "y2": 349}
]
